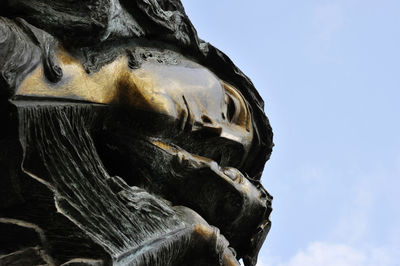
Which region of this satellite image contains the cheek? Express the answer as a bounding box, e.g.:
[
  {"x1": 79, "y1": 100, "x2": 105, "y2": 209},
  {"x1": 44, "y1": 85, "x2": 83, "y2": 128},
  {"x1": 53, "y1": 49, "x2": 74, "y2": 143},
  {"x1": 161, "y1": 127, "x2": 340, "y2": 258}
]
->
[
  {"x1": 115, "y1": 70, "x2": 179, "y2": 118},
  {"x1": 119, "y1": 63, "x2": 228, "y2": 129}
]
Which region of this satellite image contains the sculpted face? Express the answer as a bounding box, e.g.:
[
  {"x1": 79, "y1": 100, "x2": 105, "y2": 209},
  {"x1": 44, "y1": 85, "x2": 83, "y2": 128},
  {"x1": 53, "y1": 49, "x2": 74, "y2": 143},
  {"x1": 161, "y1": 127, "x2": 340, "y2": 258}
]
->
[
  {"x1": 13, "y1": 47, "x2": 270, "y2": 265},
  {"x1": 17, "y1": 48, "x2": 253, "y2": 168},
  {"x1": 120, "y1": 61, "x2": 253, "y2": 154},
  {"x1": 1, "y1": 2, "x2": 273, "y2": 265}
]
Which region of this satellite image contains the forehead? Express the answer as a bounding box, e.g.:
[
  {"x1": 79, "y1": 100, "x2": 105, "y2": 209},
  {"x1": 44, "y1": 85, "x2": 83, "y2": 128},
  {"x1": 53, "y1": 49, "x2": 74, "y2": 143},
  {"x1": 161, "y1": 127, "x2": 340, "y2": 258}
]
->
[
  {"x1": 131, "y1": 59, "x2": 226, "y2": 104},
  {"x1": 16, "y1": 46, "x2": 226, "y2": 103},
  {"x1": 12, "y1": 48, "x2": 207, "y2": 100},
  {"x1": 131, "y1": 48, "x2": 223, "y2": 85}
]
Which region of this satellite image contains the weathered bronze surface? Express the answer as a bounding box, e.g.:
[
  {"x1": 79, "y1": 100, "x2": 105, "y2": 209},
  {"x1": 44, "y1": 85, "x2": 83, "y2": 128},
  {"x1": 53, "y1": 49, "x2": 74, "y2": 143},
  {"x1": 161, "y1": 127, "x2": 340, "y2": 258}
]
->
[
  {"x1": 17, "y1": 48, "x2": 253, "y2": 156},
  {"x1": 0, "y1": 1, "x2": 274, "y2": 265}
]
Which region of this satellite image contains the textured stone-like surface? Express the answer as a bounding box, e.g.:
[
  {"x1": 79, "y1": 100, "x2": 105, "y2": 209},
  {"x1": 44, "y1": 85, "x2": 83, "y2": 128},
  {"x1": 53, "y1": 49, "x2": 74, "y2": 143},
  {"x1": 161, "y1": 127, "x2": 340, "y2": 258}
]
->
[{"x1": 0, "y1": 1, "x2": 273, "y2": 265}]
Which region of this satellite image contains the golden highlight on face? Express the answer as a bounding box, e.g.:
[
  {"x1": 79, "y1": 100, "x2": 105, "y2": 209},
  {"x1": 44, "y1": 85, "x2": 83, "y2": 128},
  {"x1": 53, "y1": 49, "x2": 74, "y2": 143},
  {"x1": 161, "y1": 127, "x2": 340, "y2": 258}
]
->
[{"x1": 16, "y1": 48, "x2": 253, "y2": 152}]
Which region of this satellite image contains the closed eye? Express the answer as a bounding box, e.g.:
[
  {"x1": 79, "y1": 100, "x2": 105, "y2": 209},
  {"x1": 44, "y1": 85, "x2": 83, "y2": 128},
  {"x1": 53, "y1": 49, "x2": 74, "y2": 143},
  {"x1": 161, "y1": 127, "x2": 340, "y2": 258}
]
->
[
  {"x1": 225, "y1": 92, "x2": 241, "y2": 123},
  {"x1": 226, "y1": 93, "x2": 236, "y2": 122},
  {"x1": 222, "y1": 82, "x2": 252, "y2": 132}
]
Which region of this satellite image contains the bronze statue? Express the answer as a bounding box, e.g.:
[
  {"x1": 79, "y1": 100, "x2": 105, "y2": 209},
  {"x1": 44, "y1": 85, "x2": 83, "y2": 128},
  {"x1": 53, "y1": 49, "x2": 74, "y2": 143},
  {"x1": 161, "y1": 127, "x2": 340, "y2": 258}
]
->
[{"x1": 0, "y1": 1, "x2": 274, "y2": 265}]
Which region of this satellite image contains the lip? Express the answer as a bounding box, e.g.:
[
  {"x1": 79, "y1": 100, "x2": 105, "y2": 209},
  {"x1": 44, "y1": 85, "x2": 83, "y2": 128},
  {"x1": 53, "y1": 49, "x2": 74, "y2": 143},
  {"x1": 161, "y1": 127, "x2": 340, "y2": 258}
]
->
[{"x1": 135, "y1": 137, "x2": 272, "y2": 262}]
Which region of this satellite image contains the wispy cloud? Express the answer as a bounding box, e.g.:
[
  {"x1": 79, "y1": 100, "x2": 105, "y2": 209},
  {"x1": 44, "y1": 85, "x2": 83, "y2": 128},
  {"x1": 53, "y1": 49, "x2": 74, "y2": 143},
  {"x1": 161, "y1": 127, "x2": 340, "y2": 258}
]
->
[
  {"x1": 313, "y1": 3, "x2": 344, "y2": 42},
  {"x1": 258, "y1": 242, "x2": 399, "y2": 266},
  {"x1": 279, "y1": 242, "x2": 366, "y2": 266},
  {"x1": 330, "y1": 179, "x2": 374, "y2": 243},
  {"x1": 257, "y1": 163, "x2": 400, "y2": 266}
]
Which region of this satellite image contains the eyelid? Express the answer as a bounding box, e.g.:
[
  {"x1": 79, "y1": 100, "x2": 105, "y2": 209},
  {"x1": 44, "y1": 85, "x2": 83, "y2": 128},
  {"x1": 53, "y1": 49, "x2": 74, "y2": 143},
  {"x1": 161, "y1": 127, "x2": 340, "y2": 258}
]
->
[
  {"x1": 221, "y1": 81, "x2": 251, "y2": 131},
  {"x1": 225, "y1": 91, "x2": 240, "y2": 123}
]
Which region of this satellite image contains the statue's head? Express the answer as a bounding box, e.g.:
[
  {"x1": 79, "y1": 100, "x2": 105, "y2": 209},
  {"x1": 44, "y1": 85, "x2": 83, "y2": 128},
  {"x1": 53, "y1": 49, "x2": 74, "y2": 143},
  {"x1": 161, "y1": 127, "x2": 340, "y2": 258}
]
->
[{"x1": 0, "y1": 1, "x2": 273, "y2": 265}]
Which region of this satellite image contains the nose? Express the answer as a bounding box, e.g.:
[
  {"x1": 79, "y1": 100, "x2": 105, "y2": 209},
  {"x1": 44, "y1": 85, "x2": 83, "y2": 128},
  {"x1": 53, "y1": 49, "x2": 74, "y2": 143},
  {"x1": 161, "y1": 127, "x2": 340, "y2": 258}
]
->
[
  {"x1": 192, "y1": 114, "x2": 244, "y2": 146},
  {"x1": 192, "y1": 114, "x2": 222, "y2": 137}
]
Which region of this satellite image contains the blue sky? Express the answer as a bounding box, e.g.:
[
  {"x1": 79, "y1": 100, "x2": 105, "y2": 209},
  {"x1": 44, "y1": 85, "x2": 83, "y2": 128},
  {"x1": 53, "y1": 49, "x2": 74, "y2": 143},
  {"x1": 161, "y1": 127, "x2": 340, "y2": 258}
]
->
[{"x1": 181, "y1": 1, "x2": 400, "y2": 265}]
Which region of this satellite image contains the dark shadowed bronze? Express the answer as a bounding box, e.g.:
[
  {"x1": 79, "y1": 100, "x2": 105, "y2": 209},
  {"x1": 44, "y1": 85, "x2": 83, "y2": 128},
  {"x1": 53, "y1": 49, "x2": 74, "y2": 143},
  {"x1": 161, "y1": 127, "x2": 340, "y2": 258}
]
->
[{"x1": 0, "y1": 1, "x2": 273, "y2": 265}]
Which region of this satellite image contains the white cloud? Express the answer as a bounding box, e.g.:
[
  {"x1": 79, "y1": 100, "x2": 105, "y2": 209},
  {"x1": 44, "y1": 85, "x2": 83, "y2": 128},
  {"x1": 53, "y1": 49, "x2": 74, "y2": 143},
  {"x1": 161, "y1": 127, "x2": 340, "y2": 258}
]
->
[
  {"x1": 257, "y1": 242, "x2": 399, "y2": 266},
  {"x1": 279, "y1": 242, "x2": 365, "y2": 266}
]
